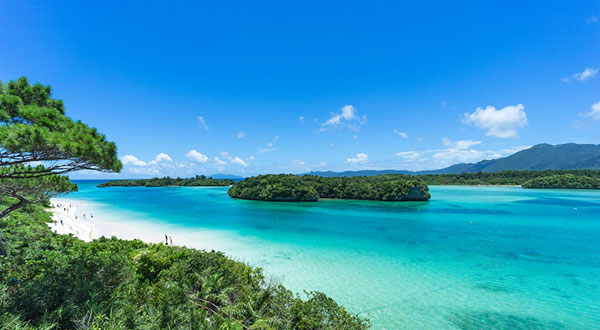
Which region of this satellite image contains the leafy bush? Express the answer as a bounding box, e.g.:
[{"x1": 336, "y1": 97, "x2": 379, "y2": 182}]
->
[{"x1": 0, "y1": 203, "x2": 370, "y2": 329}]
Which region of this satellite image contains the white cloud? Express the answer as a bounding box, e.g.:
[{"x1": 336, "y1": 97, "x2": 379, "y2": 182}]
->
[
  {"x1": 197, "y1": 116, "x2": 208, "y2": 130},
  {"x1": 581, "y1": 101, "x2": 600, "y2": 120},
  {"x1": 586, "y1": 16, "x2": 598, "y2": 24},
  {"x1": 249, "y1": 155, "x2": 255, "y2": 160},
  {"x1": 441, "y1": 138, "x2": 482, "y2": 149},
  {"x1": 299, "y1": 116, "x2": 305, "y2": 122},
  {"x1": 346, "y1": 153, "x2": 369, "y2": 164},
  {"x1": 291, "y1": 159, "x2": 305, "y2": 165},
  {"x1": 258, "y1": 148, "x2": 275, "y2": 154},
  {"x1": 463, "y1": 104, "x2": 527, "y2": 138},
  {"x1": 322, "y1": 105, "x2": 367, "y2": 131},
  {"x1": 214, "y1": 157, "x2": 226, "y2": 165},
  {"x1": 319, "y1": 162, "x2": 327, "y2": 167},
  {"x1": 393, "y1": 130, "x2": 408, "y2": 139},
  {"x1": 154, "y1": 153, "x2": 172, "y2": 162},
  {"x1": 122, "y1": 155, "x2": 148, "y2": 166},
  {"x1": 395, "y1": 151, "x2": 422, "y2": 162},
  {"x1": 231, "y1": 156, "x2": 249, "y2": 167},
  {"x1": 562, "y1": 67, "x2": 598, "y2": 83},
  {"x1": 186, "y1": 150, "x2": 209, "y2": 163},
  {"x1": 432, "y1": 149, "x2": 487, "y2": 165},
  {"x1": 236, "y1": 131, "x2": 246, "y2": 139}
]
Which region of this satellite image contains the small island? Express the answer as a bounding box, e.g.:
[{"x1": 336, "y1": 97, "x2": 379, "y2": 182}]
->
[
  {"x1": 522, "y1": 174, "x2": 600, "y2": 189},
  {"x1": 98, "y1": 175, "x2": 234, "y2": 188},
  {"x1": 227, "y1": 174, "x2": 431, "y2": 202}
]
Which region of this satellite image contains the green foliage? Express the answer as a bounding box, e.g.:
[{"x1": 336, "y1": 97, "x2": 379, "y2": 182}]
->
[
  {"x1": 228, "y1": 174, "x2": 430, "y2": 202},
  {"x1": 0, "y1": 77, "x2": 121, "y2": 218},
  {"x1": 522, "y1": 174, "x2": 600, "y2": 189},
  {"x1": 0, "y1": 204, "x2": 370, "y2": 329},
  {"x1": 416, "y1": 170, "x2": 600, "y2": 186},
  {"x1": 228, "y1": 175, "x2": 320, "y2": 201},
  {"x1": 0, "y1": 77, "x2": 122, "y2": 176},
  {"x1": 97, "y1": 175, "x2": 234, "y2": 188}
]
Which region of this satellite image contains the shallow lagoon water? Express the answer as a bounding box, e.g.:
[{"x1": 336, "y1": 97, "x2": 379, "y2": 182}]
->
[{"x1": 66, "y1": 181, "x2": 600, "y2": 329}]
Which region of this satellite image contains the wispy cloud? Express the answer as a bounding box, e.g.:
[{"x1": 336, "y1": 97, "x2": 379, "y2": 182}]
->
[
  {"x1": 561, "y1": 67, "x2": 598, "y2": 83},
  {"x1": 586, "y1": 16, "x2": 598, "y2": 24},
  {"x1": 214, "y1": 157, "x2": 226, "y2": 165},
  {"x1": 197, "y1": 116, "x2": 208, "y2": 130},
  {"x1": 393, "y1": 130, "x2": 409, "y2": 139},
  {"x1": 441, "y1": 137, "x2": 481, "y2": 149},
  {"x1": 236, "y1": 131, "x2": 246, "y2": 138}
]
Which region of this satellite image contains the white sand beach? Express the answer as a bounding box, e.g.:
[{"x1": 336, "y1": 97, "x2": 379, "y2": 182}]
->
[
  {"x1": 48, "y1": 198, "x2": 214, "y2": 248},
  {"x1": 48, "y1": 200, "x2": 100, "y2": 242}
]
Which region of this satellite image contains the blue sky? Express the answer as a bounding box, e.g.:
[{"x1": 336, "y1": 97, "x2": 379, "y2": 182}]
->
[{"x1": 1, "y1": 1, "x2": 599, "y2": 178}]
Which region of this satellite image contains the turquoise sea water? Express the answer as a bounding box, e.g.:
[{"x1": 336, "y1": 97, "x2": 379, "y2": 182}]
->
[{"x1": 66, "y1": 181, "x2": 600, "y2": 329}]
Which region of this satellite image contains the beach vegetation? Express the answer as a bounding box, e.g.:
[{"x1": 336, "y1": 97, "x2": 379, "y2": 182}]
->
[{"x1": 0, "y1": 203, "x2": 370, "y2": 329}]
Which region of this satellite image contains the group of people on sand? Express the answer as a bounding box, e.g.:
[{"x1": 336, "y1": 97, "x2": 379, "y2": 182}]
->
[
  {"x1": 164, "y1": 234, "x2": 173, "y2": 246},
  {"x1": 52, "y1": 202, "x2": 93, "y2": 223}
]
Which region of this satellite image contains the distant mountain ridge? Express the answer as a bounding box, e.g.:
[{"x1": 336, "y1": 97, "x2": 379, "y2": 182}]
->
[
  {"x1": 209, "y1": 173, "x2": 245, "y2": 180},
  {"x1": 308, "y1": 143, "x2": 600, "y2": 177}
]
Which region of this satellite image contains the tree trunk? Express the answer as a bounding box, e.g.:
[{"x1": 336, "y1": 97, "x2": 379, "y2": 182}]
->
[{"x1": 0, "y1": 194, "x2": 29, "y2": 219}]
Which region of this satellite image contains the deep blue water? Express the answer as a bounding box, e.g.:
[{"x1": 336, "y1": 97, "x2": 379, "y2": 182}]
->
[{"x1": 64, "y1": 181, "x2": 600, "y2": 329}]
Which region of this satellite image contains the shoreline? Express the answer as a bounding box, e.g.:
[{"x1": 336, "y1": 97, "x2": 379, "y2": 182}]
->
[
  {"x1": 48, "y1": 200, "x2": 99, "y2": 242},
  {"x1": 48, "y1": 198, "x2": 231, "y2": 249}
]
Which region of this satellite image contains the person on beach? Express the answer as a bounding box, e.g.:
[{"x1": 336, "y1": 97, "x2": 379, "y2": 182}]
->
[
  {"x1": 169, "y1": 236, "x2": 173, "y2": 245},
  {"x1": 60, "y1": 220, "x2": 63, "y2": 225},
  {"x1": 165, "y1": 235, "x2": 169, "y2": 245}
]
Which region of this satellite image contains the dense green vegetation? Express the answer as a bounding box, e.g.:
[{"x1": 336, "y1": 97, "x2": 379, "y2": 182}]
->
[
  {"x1": 0, "y1": 77, "x2": 121, "y2": 218},
  {"x1": 522, "y1": 174, "x2": 600, "y2": 189},
  {"x1": 415, "y1": 170, "x2": 600, "y2": 186},
  {"x1": 228, "y1": 174, "x2": 430, "y2": 201},
  {"x1": 0, "y1": 203, "x2": 370, "y2": 329},
  {"x1": 228, "y1": 175, "x2": 320, "y2": 201},
  {"x1": 98, "y1": 175, "x2": 234, "y2": 188}
]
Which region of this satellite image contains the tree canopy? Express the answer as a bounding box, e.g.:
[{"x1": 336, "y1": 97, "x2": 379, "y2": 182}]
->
[
  {"x1": 228, "y1": 174, "x2": 431, "y2": 202},
  {"x1": 0, "y1": 77, "x2": 122, "y2": 217},
  {"x1": 522, "y1": 174, "x2": 600, "y2": 189}
]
